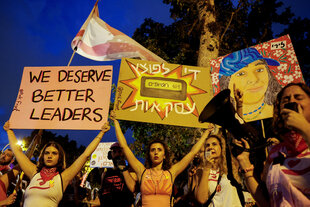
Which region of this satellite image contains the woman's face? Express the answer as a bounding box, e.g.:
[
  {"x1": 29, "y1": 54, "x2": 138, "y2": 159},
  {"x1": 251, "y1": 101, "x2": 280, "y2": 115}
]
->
[
  {"x1": 149, "y1": 143, "x2": 165, "y2": 166},
  {"x1": 205, "y1": 137, "x2": 222, "y2": 159},
  {"x1": 229, "y1": 60, "x2": 269, "y2": 104},
  {"x1": 44, "y1": 146, "x2": 59, "y2": 167},
  {"x1": 280, "y1": 85, "x2": 310, "y2": 122}
]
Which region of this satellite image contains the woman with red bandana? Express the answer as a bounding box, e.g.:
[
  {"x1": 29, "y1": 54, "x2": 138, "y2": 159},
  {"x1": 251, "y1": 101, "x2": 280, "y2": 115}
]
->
[
  {"x1": 3, "y1": 121, "x2": 110, "y2": 207},
  {"x1": 236, "y1": 83, "x2": 310, "y2": 206}
]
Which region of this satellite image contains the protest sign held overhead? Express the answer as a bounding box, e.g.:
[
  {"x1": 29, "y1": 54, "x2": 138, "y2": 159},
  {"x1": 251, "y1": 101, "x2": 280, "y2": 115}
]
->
[
  {"x1": 10, "y1": 66, "x2": 112, "y2": 130},
  {"x1": 71, "y1": 1, "x2": 165, "y2": 62},
  {"x1": 114, "y1": 58, "x2": 213, "y2": 128},
  {"x1": 90, "y1": 142, "x2": 114, "y2": 168},
  {"x1": 210, "y1": 35, "x2": 304, "y2": 122}
]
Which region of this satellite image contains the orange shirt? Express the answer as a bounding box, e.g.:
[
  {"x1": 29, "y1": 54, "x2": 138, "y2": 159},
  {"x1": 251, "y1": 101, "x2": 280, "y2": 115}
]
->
[{"x1": 140, "y1": 169, "x2": 172, "y2": 207}]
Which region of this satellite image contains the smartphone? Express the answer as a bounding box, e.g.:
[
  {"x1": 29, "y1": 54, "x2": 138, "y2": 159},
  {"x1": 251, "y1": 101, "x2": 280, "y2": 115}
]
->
[
  {"x1": 205, "y1": 151, "x2": 211, "y2": 159},
  {"x1": 284, "y1": 102, "x2": 298, "y2": 112}
]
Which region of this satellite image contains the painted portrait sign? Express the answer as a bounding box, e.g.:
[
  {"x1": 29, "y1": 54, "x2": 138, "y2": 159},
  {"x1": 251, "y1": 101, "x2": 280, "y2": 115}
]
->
[
  {"x1": 10, "y1": 66, "x2": 113, "y2": 130},
  {"x1": 210, "y1": 35, "x2": 304, "y2": 122},
  {"x1": 114, "y1": 58, "x2": 213, "y2": 128}
]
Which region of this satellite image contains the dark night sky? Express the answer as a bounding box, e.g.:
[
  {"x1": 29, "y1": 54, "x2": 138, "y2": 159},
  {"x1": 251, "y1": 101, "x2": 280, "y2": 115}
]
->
[{"x1": 0, "y1": 0, "x2": 309, "y2": 150}]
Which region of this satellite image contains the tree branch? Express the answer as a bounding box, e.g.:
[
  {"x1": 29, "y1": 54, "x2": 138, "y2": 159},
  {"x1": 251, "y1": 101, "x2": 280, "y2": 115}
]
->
[
  {"x1": 220, "y1": 0, "x2": 244, "y2": 42},
  {"x1": 188, "y1": 18, "x2": 199, "y2": 36}
]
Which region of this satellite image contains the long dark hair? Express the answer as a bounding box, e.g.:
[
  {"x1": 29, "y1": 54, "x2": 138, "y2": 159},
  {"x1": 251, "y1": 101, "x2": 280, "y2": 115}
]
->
[
  {"x1": 145, "y1": 139, "x2": 171, "y2": 170},
  {"x1": 37, "y1": 141, "x2": 66, "y2": 173},
  {"x1": 273, "y1": 82, "x2": 310, "y2": 135}
]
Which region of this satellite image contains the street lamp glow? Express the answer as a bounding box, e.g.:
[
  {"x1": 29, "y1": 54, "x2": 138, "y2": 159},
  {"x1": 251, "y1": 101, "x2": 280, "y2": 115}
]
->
[{"x1": 17, "y1": 140, "x2": 23, "y2": 146}]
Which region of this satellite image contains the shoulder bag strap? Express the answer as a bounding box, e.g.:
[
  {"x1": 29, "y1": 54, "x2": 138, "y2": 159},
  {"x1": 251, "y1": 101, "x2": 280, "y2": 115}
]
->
[{"x1": 203, "y1": 175, "x2": 222, "y2": 207}]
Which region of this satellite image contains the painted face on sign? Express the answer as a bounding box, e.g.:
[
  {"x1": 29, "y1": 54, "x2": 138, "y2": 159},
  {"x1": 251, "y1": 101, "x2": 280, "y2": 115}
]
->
[{"x1": 228, "y1": 60, "x2": 269, "y2": 105}]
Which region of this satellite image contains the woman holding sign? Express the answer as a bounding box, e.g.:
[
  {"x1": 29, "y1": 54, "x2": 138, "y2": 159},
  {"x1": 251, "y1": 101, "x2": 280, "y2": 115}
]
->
[
  {"x1": 110, "y1": 110, "x2": 213, "y2": 207},
  {"x1": 3, "y1": 121, "x2": 110, "y2": 207}
]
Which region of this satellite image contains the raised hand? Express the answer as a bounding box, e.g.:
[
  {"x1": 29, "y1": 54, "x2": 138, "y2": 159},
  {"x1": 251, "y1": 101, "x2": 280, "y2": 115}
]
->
[
  {"x1": 234, "y1": 138, "x2": 252, "y2": 170},
  {"x1": 281, "y1": 104, "x2": 309, "y2": 132},
  {"x1": 3, "y1": 121, "x2": 10, "y2": 132},
  {"x1": 110, "y1": 110, "x2": 116, "y2": 121},
  {"x1": 101, "y1": 122, "x2": 110, "y2": 133},
  {"x1": 233, "y1": 83, "x2": 243, "y2": 108}
]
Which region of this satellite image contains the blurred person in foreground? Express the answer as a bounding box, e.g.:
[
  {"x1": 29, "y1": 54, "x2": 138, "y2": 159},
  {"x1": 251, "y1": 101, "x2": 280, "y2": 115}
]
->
[{"x1": 236, "y1": 82, "x2": 310, "y2": 206}]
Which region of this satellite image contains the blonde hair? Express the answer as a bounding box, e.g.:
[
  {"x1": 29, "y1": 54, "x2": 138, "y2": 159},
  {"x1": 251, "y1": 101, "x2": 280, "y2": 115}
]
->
[{"x1": 205, "y1": 132, "x2": 241, "y2": 184}]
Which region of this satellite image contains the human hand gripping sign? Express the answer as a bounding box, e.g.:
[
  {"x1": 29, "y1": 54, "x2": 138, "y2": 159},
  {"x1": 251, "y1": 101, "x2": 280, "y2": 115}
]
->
[
  {"x1": 101, "y1": 122, "x2": 110, "y2": 133},
  {"x1": 110, "y1": 110, "x2": 117, "y2": 121},
  {"x1": 3, "y1": 121, "x2": 11, "y2": 132}
]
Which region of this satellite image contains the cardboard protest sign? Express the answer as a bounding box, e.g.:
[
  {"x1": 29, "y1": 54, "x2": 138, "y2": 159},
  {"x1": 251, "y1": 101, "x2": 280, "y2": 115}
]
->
[
  {"x1": 114, "y1": 58, "x2": 213, "y2": 128},
  {"x1": 90, "y1": 142, "x2": 114, "y2": 168},
  {"x1": 210, "y1": 35, "x2": 304, "y2": 122},
  {"x1": 10, "y1": 66, "x2": 112, "y2": 130}
]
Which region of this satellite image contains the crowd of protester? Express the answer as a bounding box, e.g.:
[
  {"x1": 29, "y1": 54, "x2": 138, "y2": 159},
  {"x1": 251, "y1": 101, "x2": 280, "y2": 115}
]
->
[{"x1": 0, "y1": 82, "x2": 309, "y2": 206}]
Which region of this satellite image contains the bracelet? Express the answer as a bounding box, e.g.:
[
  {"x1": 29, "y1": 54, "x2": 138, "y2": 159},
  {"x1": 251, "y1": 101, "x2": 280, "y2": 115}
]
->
[{"x1": 239, "y1": 165, "x2": 254, "y2": 174}]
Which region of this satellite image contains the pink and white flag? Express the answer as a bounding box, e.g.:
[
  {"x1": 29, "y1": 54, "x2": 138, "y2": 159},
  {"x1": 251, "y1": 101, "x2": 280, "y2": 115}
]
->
[{"x1": 71, "y1": 2, "x2": 165, "y2": 62}]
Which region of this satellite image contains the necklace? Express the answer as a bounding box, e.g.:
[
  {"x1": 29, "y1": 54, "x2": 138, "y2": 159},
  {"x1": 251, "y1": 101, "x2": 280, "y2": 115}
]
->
[
  {"x1": 149, "y1": 169, "x2": 164, "y2": 195},
  {"x1": 243, "y1": 102, "x2": 266, "y2": 120},
  {"x1": 243, "y1": 102, "x2": 265, "y2": 116}
]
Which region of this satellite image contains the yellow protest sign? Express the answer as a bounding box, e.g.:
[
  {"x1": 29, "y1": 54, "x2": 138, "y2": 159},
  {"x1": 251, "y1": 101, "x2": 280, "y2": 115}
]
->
[{"x1": 114, "y1": 58, "x2": 213, "y2": 128}]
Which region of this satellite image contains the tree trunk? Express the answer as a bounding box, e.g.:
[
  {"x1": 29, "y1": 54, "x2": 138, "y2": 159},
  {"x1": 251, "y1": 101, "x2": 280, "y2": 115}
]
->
[{"x1": 197, "y1": 0, "x2": 219, "y2": 67}]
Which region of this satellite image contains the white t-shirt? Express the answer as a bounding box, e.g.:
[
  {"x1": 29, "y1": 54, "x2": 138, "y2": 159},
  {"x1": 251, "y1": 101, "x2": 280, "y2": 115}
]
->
[
  {"x1": 23, "y1": 173, "x2": 63, "y2": 207},
  {"x1": 207, "y1": 169, "x2": 242, "y2": 207}
]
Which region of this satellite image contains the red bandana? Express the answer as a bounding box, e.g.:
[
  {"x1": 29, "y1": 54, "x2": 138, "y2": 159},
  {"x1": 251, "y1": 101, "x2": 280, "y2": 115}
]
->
[
  {"x1": 0, "y1": 165, "x2": 10, "y2": 172},
  {"x1": 282, "y1": 131, "x2": 308, "y2": 157},
  {"x1": 39, "y1": 167, "x2": 59, "y2": 185},
  {"x1": 269, "y1": 131, "x2": 308, "y2": 162}
]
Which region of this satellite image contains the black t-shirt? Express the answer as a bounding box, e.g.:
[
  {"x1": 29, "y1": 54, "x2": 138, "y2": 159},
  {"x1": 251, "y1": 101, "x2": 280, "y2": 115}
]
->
[{"x1": 99, "y1": 168, "x2": 134, "y2": 207}]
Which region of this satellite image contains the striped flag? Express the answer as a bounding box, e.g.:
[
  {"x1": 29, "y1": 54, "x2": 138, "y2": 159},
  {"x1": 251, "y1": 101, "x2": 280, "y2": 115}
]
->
[{"x1": 71, "y1": 2, "x2": 165, "y2": 62}]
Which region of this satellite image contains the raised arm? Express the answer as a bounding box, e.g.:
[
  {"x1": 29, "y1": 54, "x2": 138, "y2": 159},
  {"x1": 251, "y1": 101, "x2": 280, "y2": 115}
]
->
[
  {"x1": 236, "y1": 139, "x2": 270, "y2": 207},
  {"x1": 169, "y1": 127, "x2": 213, "y2": 182},
  {"x1": 3, "y1": 121, "x2": 37, "y2": 179},
  {"x1": 122, "y1": 170, "x2": 137, "y2": 193},
  {"x1": 194, "y1": 156, "x2": 215, "y2": 204},
  {"x1": 61, "y1": 122, "x2": 110, "y2": 191},
  {"x1": 110, "y1": 111, "x2": 145, "y2": 180}
]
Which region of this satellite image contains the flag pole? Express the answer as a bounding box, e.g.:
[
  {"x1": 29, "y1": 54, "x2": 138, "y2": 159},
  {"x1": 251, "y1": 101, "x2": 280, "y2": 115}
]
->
[
  {"x1": 260, "y1": 119, "x2": 266, "y2": 139},
  {"x1": 67, "y1": 47, "x2": 77, "y2": 66}
]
